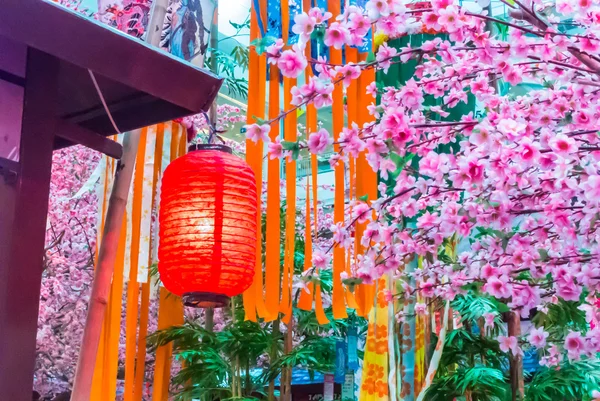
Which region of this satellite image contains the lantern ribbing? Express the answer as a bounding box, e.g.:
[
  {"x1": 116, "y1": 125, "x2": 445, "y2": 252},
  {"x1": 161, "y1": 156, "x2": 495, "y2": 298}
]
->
[{"x1": 158, "y1": 144, "x2": 257, "y2": 308}]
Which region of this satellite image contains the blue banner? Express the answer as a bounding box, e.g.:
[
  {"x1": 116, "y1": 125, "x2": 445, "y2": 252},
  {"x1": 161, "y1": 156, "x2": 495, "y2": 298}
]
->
[
  {"x1": 350, "y1": 0, "x2": 373, "y2": 53},
  {"x1": 347, "y1": 326, "x2": 359, "y2": 371},
  {"x1": 267, "y1": 0, "x2": 282, "y2": 39},
  {"x1": 335, "y1": 340, "x2": 347, "y2": 383},
  {"x1": 288, "y1": 0, "x2": 303, "y2": 45}
]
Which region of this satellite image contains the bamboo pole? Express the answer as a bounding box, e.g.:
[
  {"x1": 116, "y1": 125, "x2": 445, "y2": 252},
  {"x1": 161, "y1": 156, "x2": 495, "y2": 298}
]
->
[{"x1": 71, "y1": 131, "x2": 141, "y2": 401}]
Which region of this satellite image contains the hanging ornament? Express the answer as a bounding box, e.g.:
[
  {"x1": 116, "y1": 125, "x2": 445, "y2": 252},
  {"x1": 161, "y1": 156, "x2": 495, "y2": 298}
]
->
[{"x1": 158, "y1": 143, "x2": 257, "y2": 307}]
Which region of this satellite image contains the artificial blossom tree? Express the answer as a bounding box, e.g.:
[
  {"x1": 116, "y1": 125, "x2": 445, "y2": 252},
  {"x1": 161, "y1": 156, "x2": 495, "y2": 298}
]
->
[{"x1": 246, "y1": 0, "x2": 600, "y2": 398}]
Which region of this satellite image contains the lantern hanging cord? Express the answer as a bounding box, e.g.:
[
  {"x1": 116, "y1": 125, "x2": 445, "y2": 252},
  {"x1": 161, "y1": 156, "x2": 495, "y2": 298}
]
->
[
  {"x1": 88, "y1": 69, "x2": 122, "y2": 135},
  {"x1": 202, "y1": 111, "x2": 226, "y2": 145}
]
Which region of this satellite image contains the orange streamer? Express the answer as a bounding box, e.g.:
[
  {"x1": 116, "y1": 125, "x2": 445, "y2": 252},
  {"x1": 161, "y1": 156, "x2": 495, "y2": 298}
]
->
[
  {"x1": 123, "y1": 128, "x2": 148, "y2": 401},
  {"x1": 265, "y1": 65, "x2": 281, "y2": 322},
  {"x1": 100, "y1": 212, "x2": 128, "y2": 400},
  {"x1": 133, "y1": 123, "x2": 165, "y2": 401},
  {"x1": 242, "y1": 0, "x2": 260, "y2": 322},
  {"x1": 355, "y1": 54, "x2": 377, "y2": 317},
  {"x1": 329, "y1": 0, "x2": 347, "y2": 320},
  {"x1": 243, "y1": 0, "x2": 269, "y2": 321},
  {"x1": 90, "y1": 156, "x2": 112, "y2": 401},
  {"x1": 297, "y1": 178, "x2": 314, "y2": 311},
  {"x1": 281, "y1": 76, "x2": 297, "y2": 322},
  {"x1": 152, "y1": 123, "x2": 185, "y2": 401}
]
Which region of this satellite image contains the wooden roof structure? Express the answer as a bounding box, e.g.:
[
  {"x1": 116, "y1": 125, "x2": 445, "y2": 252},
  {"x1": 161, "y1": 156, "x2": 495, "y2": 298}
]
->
[{"x1": 0, "y1": 1, "x2": 222, "y2": 399}]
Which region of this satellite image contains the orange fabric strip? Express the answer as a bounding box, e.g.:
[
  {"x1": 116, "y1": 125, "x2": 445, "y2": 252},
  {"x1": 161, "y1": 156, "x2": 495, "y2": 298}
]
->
[
  {"x1": 133, "y1": 281, "x2": 150, "y2": 400},
  {"x1": 253, "y1": 0, "x2": 269, "y2": 319},
  {"x1": 90, "y1": 155, "x2": 112, "y2": 401},
  {"x1": 101, "y1": 211, "x2": 128, "y2": 401},
  {"x1": 315, "y1": 283, "x2": 330, "y2": 325},
  {"x1": 90, "y1": 320, "x2": 106, "y2": 401},
  {"x1": 151, "y1": 122, "x2": 182, "y2": 401},
  {"x1": 151, "y1": 288, "x2": 173, "y2": 401},
  {"x1": 281, "y1": 76, "x2": 297, "y2": 322},
  {"x1": 297, "y1": 177, "x2": 314, "y2": 311},
  {"x1": 355, "y1": 53, "x2": 377, "y2": 317},
  {"x1": 265, "y1": 65, "x2": 281, "y2": 322},
  {"x1": 123, "y1": 127, "x2": 148, "y2": 401},
  {"x1": 242, "y1": 0, "x2": 260, "y2": 321},
  {"x1": 345, "y1": 48, "x2": 359, "y2": 310},
  {"x1": 282, "y1": 0, "x2": 290, "y2": 44},
  {"x1": 329, "y1": 0, "x2": 347, "y2": 320},
  {"x1": 133, "y1": 123, "x2": 165, "y2": 401}
]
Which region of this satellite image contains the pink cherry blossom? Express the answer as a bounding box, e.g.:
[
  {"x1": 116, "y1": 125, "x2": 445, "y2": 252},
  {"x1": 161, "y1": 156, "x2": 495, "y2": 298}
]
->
[
  {"x1": 245, "y1": 123, "x2": 271, "y2": 143},
  {"x1": 498, "y1": 335, "x2": 521, "y2": 355},
  {"x1": 312, "y1": 249, "x2": 332, "y2": 270},
  {"x1": 292, "y1": 13, "x2": 316, "y2": 41},
  {"x1": 324, "y1": 22, "x2": 350, "y2": 49},
  {"x1": 565, "y1": 331, "x2": 586, "y2": 360},
  {"x1": 307, "y1": 128, "x2": 333, "y2": 154},
  {"x1": 528, "y1": 327, "x2": 549, "y2": 349}
]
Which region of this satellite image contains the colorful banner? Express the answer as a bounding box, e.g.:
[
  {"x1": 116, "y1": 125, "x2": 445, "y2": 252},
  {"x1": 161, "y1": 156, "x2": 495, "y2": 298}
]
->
[
  {"x1": 160, "y1": 0, "x2": 216, "y2": 66},
  {"x1": 359, "y1": 277, "x2": 390, "y2": 401},
  {"x1": 415, "y1": 301, "x2": 450, "y2": 401},
  {"x1": 336, "y1": 340, "x2": 347, "y2": 382}
]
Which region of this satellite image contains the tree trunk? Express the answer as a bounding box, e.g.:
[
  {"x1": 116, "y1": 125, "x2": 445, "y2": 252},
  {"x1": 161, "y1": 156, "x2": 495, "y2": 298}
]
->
[
  {"x1": 282, "y1": 318, "x2": 294, "y2": 401},
  {"x1": 71, "y1": 131, "x2": 141, "y2": 401},
  {"x1": 205, "y1": 308, "x2": 214, "y2": 331},
  {"x1": 505, "y1": 312, "x2": 524, "y2": 401},
  {"x1": 268, "y1": 319, "x2": 280, "y2": 401}
]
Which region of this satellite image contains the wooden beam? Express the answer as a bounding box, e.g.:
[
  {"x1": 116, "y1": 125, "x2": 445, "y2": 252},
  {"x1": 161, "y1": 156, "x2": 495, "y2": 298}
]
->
[
  {"x1": 0, "y1": 48, "x2": 59, "y2": 401},
  {"x1": 56, "y1": 120, "x2": 123, "y2": 159}
]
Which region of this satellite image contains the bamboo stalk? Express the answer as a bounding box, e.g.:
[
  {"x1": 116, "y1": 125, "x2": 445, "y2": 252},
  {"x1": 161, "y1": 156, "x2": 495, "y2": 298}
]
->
[{"x1": 71, "y1": 131, "x2": 141, "y2": 401}]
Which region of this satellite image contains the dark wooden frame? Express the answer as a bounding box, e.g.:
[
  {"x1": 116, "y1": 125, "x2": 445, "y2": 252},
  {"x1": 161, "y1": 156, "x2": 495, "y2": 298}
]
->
[{"x1": 0, "y1": 1, "x2": 222, "y2": 399}]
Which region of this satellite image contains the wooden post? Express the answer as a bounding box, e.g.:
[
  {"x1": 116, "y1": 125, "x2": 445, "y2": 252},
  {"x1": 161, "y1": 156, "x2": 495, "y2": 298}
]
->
[
  {"x1": 0, "y1": 48, "x2": 59, "y2": 401},
  {"x1": 505, "y1": 311, "x2": 524, "y2": 401},
  {"x1": 71, "y1": 130, "x2": 141, "y2": 401}
]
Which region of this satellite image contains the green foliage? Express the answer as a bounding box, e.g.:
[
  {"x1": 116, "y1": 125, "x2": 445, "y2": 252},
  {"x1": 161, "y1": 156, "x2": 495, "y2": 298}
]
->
[
  {"x1": 525, "y1": 360, "x2": 600, "y2": 401},
  {"x1": 264, "y1": 336, "x2": 337, "y2": 383},
  {"x1": 426, "y1": 366, "x2": 508, "y2": 401},
  {"x1": 451, "y1": 293, "x2": 506, "y2": 337},
  {"x1": 532, "y1": 299, "x2": 588, "y2": 341},
  {"x1": 438, "y1": 329, "x2": 506, "y2": 374}
]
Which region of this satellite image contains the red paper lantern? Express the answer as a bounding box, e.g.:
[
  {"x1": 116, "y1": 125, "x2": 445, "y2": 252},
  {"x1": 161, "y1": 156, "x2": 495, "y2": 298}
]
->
[{"x1": 158, "y1": 144, "x2": 257, "y2": 308}]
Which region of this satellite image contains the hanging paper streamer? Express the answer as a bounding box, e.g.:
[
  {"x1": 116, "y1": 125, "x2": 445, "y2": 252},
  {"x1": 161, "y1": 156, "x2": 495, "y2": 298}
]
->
[
  {"x1": 359, "y1": 277, "x2": 390, "y2": 401},
  {"x1": 160, "y1": 0, "x2": 216, "y2": 66},
  {"x1": 399, "y1": 258, "x2": 418, "y2": 401},
  {"x1": 414, "y1": 284, "x2": 426, "y2": 397},
  {"x1": 243, "y1": 0, "x2": 269, "y2": 321},
  {"x1": 287, "y1": 0, "x2": 302, "y2": 45},
  {"x1": 310, "y1": 0, "x2": 329, "y2": 65},
  {"x1": 415, "y1": 301, "x2": 451, "y2": 401},
  {"x1": 335, "y1": 340, "x2": 347, "y2": 383},
  {"x1": 267, "y1": 0, "x2": 282, "y2": 39},
  {"x1": 91, "y1": 122, "x2": 186, "y2": 401},
  {"x1": 348, "y1": 324, "x2": 359, "y2": 371},
  {"x1": 348, "y1": 0, "x2": 372, "y2": 53}
]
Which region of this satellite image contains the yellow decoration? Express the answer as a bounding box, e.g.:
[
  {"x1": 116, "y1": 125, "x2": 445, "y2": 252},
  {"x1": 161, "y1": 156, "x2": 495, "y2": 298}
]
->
[
  {"x1": 374, "y1": 32, "x2": 389, "y2": 52},
  {"x1": 359, "y1": 277, "x2": 390, "y2": 401}
]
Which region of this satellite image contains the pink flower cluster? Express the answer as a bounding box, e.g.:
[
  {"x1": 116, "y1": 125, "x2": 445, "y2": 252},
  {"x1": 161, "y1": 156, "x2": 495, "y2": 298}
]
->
[{"x1": 251, "y1": 0, "x2": 600, "y2": 361}]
